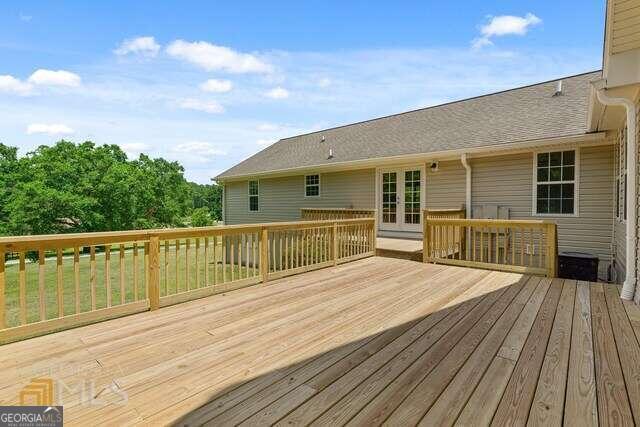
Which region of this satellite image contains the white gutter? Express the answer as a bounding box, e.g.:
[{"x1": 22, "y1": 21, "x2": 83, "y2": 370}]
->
[
  {"x1": 593, "y1": 79, "x2": 637, "y2": 301},
  {"x1": 461, "y1": 154, "x2": 472, "y2": 218}
]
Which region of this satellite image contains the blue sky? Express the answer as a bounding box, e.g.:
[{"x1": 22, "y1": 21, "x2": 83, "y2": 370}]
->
[{"x1": 0, "y1": 1, "x2": 605, "y2": 183}]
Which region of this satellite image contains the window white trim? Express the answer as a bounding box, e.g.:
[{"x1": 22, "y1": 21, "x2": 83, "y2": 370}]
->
[
  {"x1": 247, "y1": 179, "x2": 259, "y2": 213},
  {"x1": 531, "y1": 148, "x2": 580, "y2": 217},
  {"x1": 304, "y1": 174, "x2": 321, "y2": 198}
]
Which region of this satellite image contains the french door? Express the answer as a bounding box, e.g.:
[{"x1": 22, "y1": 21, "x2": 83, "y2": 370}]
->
[{"x1": 379, "y1": 166, "x2": 424, "y2": 233}]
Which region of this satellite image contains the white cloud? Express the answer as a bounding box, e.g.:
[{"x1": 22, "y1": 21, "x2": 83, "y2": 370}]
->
[
  {"x1": 173, "y1": 141, "x2": 227, "y2": 156},
  {"x1": 114, "y1": 36, "x2": 161, "y2": 57},
  {"x1": 318, "y1": 77, "x2": 331, "y2": 88},
  {"x1": 178, "y1": 98, "x2": 225, "y2": 114},
  {"x1": 256, "y1": 123, "x2": 280, "y2": 131},
  {"x1": 26, "y1": 123, "x2": 74, "y2": 135},
  {"x1": 200, "y1": 79, "x2": 233, "y2": 93},
  {"x1": 120, "y1": 142, "x2": 150, "y2": 158},
  {"x1": 169, "y1": 141, "x2": 227, "y2": 164},
  {"x1": 166, "y1": 40, "x2": 272, "y2": 73},
  {"x1": 256, "y1": 138, "x2": 277, "y2": 147},
  {"x1": 28, "y1": 69, "x2": 81, "y2": 87},
  {"x1": 0, "y1": 75, "x2": 33, "y2": 95},
  {"x1": 265, "y1": 87, "x2": 289, "y2": 99},
  {"x1": 473, "y1": 13, "x2": 542, "y2": 49},
  {"x1": 19, "y1": 13, "x2": 32, "y2": 22}
]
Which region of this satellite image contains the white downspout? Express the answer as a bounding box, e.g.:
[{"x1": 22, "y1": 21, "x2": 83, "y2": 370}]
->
[
  {"x1": 593, "y1": 80, "x2": 637, "y2": 300},
  {"x1": 461, "y1": 154, "x2": 472, "y2": 218}
]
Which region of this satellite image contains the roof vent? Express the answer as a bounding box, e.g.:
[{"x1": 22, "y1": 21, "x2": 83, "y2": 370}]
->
[
  {"x1": 553, "y1": 80, "x2": 563, "y2": 96},
  {"x1": 328, "y1": 148, "x2": 334, "y2": 159},
  {"x1": 320, "y1": 135, "x2": 325, "y2": 143}
]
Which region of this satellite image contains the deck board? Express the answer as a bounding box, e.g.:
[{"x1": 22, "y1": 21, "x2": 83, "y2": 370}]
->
[{"x1": 0, "y1": 257, "x2": 638, "y2": 426}]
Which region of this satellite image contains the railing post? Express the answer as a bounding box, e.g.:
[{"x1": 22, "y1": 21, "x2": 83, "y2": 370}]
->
[
  {"x1": 422, "y1": 212, "x2": 430, "y2": 263},
  {"x1": 261, "y1": 227, "x2": 269, "y2": 283},
  {"x1": 148, "y1": 235, "x2": 160, "y2": 311},
  {"x1": 546, "y1": 223, "x2": 558, "y2": 278},
  {"x1": 0, "y1": 248, "x2": 5, "y2": 329},
  {"x1": 372, "y1": 210, "x2": 378, "y2": 253},
  {"x1": 333, "y1": 222, "x2": 338, "y2": 266}
]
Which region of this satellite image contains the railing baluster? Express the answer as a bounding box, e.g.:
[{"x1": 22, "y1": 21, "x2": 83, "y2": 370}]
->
[
  {"x1": 245, "y1": 233, "x2": 250, "y2": 278},
  {"x1": 222, "y1": 236, "x2": 227, "y2": 284},
  {"x1": 105, "y1": 245, "x2": 111, "y2": 308},
  {"x1": 237, "y1": 234, "x2": 242, "y2": 277},
  {"x1": 185, "y1": 238, "x2": 191, "y2": 290},
  {"x1": 204, "y1": 237, "x2": 209, "y2": 286},
  {"x1": 163, "y1": 241, "x2": 169, "y2": 295},
  {"x1": 133, "y1": 243, "x2": 140, "y2": 300},
  {"x1": 57, "y1": 249, "x2": 64, "y2": 316},
  {"x1": 261, "y1": 228, "x2": 269, "y2": 282},
  {"x1": 213, "y1": 235, "x2": 218, "y2": 286},
  {"x1": 174, "y1": 240, "x2": 179, "y2": 293},
  {"x1": 144, "y1": 241, "x2": 150, "y2": 299},
  {"x1": 87, "y1": 247, "x2": 96, "y2": 311},
  {"x1": 18, "y1": 252, "x2": 27, "y2": 324},
  {"x1": 195, "y1": 238, "x2": 200, "y2": 288},
  {"x1": 120, "y1": 244, "x2": 126, "y2": 304}
]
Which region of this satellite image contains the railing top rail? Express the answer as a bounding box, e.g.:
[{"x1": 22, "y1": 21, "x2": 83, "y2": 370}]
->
[
  {"x1": 423, "y1": 217, "x2": 556, "y2": 227},
  {"x1": 262, "y1": 217, "x2": 374, "y2": 230},
  {"x1": 301, "y1": 208, "x2": 377, "y2": 213},
  {"x1": 0, "y1": 217, "x2": 375, "y2": 250},
  {"x1": 424, "y1": 208, "x2": 465, "y2": 214}
]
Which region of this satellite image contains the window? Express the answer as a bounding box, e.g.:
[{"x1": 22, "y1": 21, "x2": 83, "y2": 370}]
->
[
  {"x1": 404, "y1": 170, "x2": 421, "y2": 224},
  {"x1": 248, "y1": 180, "x2": 259, "y2": 212},
  {"x1": 305, "y1": 174, "x2": 320, "y2": 197},
  {"x1": 535, "y1": 150, "x2": 576, "y2": 215},
  {"x1": 382, "y1": 172, "x2": 397, "y2": 223}
]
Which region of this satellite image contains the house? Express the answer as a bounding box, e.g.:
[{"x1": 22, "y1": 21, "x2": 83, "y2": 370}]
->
[{"x1": 217, "y1": 0, "x2": 640, "y2": 303}]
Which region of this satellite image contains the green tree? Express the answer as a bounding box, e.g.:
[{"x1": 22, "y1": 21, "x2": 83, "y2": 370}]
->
[
  {"x1": 190, "y1": 182, "x2": 223, "y2": 220},
  {"x1": 0, "y1": 144, "x2": 19, "y2": 235},
  {"x1": 2, "y1": 140, "x2": 197, "y2": 236},
  {"x1": 190, "y1": 207, "x2": 213, "y2": 227}
]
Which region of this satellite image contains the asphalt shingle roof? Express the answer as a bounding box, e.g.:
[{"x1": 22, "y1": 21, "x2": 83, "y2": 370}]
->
[{"x1": 217, "y1": 71, "x2": 600, "y2": 179}]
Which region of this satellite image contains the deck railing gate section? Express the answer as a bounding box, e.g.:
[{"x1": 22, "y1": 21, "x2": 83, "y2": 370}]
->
[
  {"x1": 422, "y1": 211, "x2": 558, "y2": 278},
  {"x1": 0, "y1": 218, "x2": 375, "y2": 343}
]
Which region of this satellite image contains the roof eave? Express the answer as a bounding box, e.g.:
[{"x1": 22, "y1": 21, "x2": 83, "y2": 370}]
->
[{"x1": 215, "y1": 132, "x2": 607, "y2": 182}]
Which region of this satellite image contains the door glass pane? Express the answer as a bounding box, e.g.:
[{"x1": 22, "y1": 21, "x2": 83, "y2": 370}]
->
[
  {"x1": 382, "y1": 172, "x2": 397, "y2": 223},
  {"x1": 403, "y1": 170, "x2": 421, "y2": 224}
]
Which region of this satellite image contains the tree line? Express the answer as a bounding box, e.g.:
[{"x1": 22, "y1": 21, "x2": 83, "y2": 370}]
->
[{"x1": 0, "y1": 140, "x2": 222, "y2": 237}]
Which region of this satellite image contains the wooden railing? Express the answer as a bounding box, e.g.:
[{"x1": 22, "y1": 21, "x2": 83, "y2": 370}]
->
[
  {"x1": 424, "y1": 207, "x2": 466, "y2": 219},
  {"x1": 0, "y1": 218, "x2": 375, "y2": 344},
  {"x1": 423, "y1": 215, "x2": 557, "y2": 278},
  {"x1": 301, "y1": 208, "x2": 377, "y2": 221}
]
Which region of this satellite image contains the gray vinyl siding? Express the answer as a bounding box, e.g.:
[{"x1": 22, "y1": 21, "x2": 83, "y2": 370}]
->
[
  {"x1": 224, "y1": 169, "x2": 375, "y2": 224},
  {"x1": 425, "y1": 160, "x2": 466, "y2": 210},
  {"x1": 471, "y1": 145, "x2": 615, "y2": 279}
]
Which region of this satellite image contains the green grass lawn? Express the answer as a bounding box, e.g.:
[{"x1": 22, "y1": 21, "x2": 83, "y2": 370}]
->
[{"x1": 3, "y1": 241, "x2": 255, "y2": 328}]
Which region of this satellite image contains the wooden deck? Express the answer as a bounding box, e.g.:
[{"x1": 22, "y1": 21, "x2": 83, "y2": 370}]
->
[
  {"x1": 375, "y1": 237, "x2": 423, "y2": 261},
  {"x1": 1, "y1": 257, "x2": 639, "y2": 426}
]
